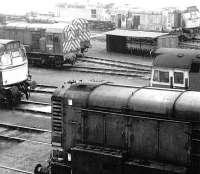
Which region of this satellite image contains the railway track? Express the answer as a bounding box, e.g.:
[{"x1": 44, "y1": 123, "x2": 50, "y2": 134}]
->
[
  {"x1": 0, "y1": 165, "x2": 33, "y2": 174},
  {"x1": 31, "y1": 84, "x2": 57, "y2": 94},
  {"x1": 68, "y1": 56, "x2": 152, "y2": 79},
  {"x1": 0, "y1": 121, "x2": 51, "y2": 145},
  {"x1": 15, "y1": 100, "x2": 51, "y2": 116},
  {"x1": 68, "y1": 66, "x2": 150, "y2": 79},
  {"x1": 82, "y1": 56, "x2": 152, "y2": 70}
]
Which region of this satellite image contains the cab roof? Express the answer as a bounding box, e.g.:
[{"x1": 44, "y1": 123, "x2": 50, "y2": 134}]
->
[
  {"x1": 0, "y1": 39, "x2": 17, "y2": 45},
  {"x1": 153, "y1": 48, "x2": 200, "y2": 69}
]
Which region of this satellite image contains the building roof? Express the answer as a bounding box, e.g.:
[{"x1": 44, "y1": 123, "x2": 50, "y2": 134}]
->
[
  {"x1": 106, "y1": 29, "x2": 169, "y2": 38},
  {"x1": 153, "y1": 48, "x2": 200, "y2": 69}
]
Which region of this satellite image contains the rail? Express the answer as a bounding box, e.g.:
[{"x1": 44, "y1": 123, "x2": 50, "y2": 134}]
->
[
  {"x1": 31, "y1": 84, "x2": 57, "y2": 94},
  {"x1": 0, "y1": 164, "x2": 33, "y2": 174},
  {"x1": 0, "y1": 121, "x2": 51, "y2": 145},
  {"x1": 15, "y1": 100, "x2": 51, "y2": 116}
]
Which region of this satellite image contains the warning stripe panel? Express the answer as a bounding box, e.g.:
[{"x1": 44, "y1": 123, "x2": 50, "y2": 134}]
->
[
  {"x1": 72, "y1": 18, "x2": 88, "y2": 26},
  {"x1": 63, "y1": 39, "x2": 80, "y2": 53},
  {"x1": 61, "y1": 19, "x2": 90, "y2": 54}
]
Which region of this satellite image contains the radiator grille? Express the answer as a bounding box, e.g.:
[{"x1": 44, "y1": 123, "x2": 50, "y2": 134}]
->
[{"x1": 52, "y1": 97, "x2": 63, "y2": 146}]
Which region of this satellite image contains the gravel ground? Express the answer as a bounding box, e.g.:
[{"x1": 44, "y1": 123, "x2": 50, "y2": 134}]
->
[
  {"x1": 28, "y1": 92, "x2": 52, "y2": 103},
  {"x1": 0, "y1": 141, "x2": 51, "y2": 174},
  {"x1": 30, "y1": 67, "x2": 149, "y2": 88},
  {"x1": 29, "y1": 38, "x2": 152, "y2": 88},
  {"x1": 0, "y1": 110, "x2": 51, "y2": 173},
  {"x1": 0, "y1": 110, "x2": 51, "y2": 130}
]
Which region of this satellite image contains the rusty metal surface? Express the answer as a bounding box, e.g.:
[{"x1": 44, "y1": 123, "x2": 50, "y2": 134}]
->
[
  {"x1": 88, "y1": 85, "x2": 138, "y2": 110},
  {"x1": 128, "y1": 88, "x2": 182, "y2": 115},
  {"x1": 175, "y1": 91, "x2": 200, "y2": 121}
]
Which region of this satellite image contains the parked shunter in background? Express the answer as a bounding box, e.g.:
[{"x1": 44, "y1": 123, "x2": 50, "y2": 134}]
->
[
  {"x1": 150, "y1": 48, "x2": 200, "y2": 90},
  {"x1": 0, "y1": 18, "x2": 91, "y2": 67},
  {"x1": 0, "y1": 39, "x2": 30, "y2": 105}
]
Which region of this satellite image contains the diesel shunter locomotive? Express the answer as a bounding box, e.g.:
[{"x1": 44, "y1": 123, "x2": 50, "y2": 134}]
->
[
  {"x1": 35, "y1": 81, "x2": 200, "y2": 174},
  {"x1": 0, "y1": 39, "x2": 30, "y2": 105},
  {"x1": 0, "y1": 18, "x2": 91, "y2": 67}
]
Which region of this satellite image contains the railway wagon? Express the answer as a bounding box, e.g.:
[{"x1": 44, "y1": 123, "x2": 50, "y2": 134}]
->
[
  {"x1": 35, "y1": 81, "x2": 200, "y2": 174},
  {"x1": 0, "y1": 39, "x2": 30, "y2": 105},
  {"x1": 150, "y1": 48, "x2": 200, "y2": 91},
  {"x1": 106, "y1": 29, "x2": 178, "y2": 57},
  {"x1": 0, "y1": 19, "x2": 91, "y2": 67}
]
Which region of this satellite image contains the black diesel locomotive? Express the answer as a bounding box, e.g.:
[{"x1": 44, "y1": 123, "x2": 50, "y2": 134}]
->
[{"x1": 35, "y1": 81, "x2": 200, "y2": 174}]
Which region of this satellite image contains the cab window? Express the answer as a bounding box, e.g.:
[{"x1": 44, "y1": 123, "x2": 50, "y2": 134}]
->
[
  {"x1": 153, "y1": 70, "x2": 169, "y2": 83},
  {"x1": 47, "y1": 35, "x2": 53, "y2": 44},
  {"x1": 153, "y1": 70, "x2": 159, "y2": 81},
  {"x1": 160, "y1": 71, "x2": 169, "y2": 83},
  {"x1": 174, "y1": 72, "x2": 184, "y2": 84},
  {"x1": 53, "y1": 36, "x2": 59, "y2": 43}
]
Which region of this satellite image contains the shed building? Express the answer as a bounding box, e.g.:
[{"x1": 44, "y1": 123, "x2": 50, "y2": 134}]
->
[{"x1": 106, "y1": 29, "x2": 178, "y2": 57}]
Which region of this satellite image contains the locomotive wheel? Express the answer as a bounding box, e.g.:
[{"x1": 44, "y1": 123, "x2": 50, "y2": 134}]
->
[
  {"x1": 34, "y1": 164, "x2": 43, "y2": 174},
  {"x1": 34, "y1": 164, "x2": 49, "y2": 174},
  {"x1": 70, "y1": 56, "x2": 77, "y2": 65},
  {"x1": 41, "y1": 57, "x2": 46, "y2": 66},
  {"x1": 6, "y1": 86, "x2": 21, "y2": 106},
  {"x1": 55, "y1": 59, "x2": 62, "y2": 68}
]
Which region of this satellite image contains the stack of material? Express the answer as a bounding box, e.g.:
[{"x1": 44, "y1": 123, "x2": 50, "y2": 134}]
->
[
  {"x1": 179, "y1": 41, "x2": 200, "y2": 49},
  {"x1": 88, "y1": 20, "x2": 116, "y2": 31}
]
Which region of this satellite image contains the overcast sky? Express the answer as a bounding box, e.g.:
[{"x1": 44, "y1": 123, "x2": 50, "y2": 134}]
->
[{"x1": 1, "y1": 0, "x2": 200, "y2": 15}]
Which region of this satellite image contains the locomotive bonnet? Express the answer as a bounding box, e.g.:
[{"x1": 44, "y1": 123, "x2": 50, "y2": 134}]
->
[{"x1": 35, "y1": 81, "x2": 200, "y2": 174}]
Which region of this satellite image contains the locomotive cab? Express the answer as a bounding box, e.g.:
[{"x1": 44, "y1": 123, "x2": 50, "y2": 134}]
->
[
  {"x1": 150, "y1": 48, "x2": 200, "y2": 90},
  {"x1": 0, "y1": 40, "x2": 28, "y2": 86},
  {"x1": 0, "y1": 39, "x2": 30, "y2": 105}
]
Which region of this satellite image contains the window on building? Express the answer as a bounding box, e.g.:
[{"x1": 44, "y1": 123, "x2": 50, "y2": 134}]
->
[
  {"x1": 174, "y1": 72, "x2": 184, "y2": 84},
  {"x1": 91, "y1": 9, "x2": 97, "y2": 18}
]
